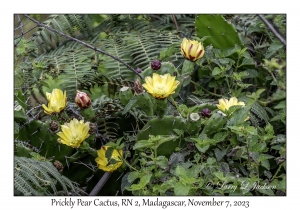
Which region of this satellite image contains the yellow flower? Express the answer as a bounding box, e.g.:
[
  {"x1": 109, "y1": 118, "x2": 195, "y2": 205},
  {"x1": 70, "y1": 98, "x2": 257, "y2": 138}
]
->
[
  {"x1": 42, "y1": 88, "x2": 67, "y2": 115},
  {"x1": 216, "y1": 97, "x2": 245, "y2": 111},
  {"x1": 57, "y1": 118, "x2": 90, "y2": 148},
  {"x1": 180, "y1": 38, "x2": 205, "y2": 61},
  {"x1": 142, "y1": 73, "x2": 180, "y2": 99},
  {"x1": 95, "y1": 146, "x2": 123, "y2": 172}
]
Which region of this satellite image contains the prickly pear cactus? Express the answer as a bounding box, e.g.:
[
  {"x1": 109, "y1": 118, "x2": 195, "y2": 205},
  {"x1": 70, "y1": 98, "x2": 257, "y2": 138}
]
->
[
  {"x1": 195, "y1": 14, "x2": 243, "y2": 50},
  {"x1": 136, "y1": 116, "x2": 185, "y2": 156},
  {"x1": 200, "y1": 110, "x2": 227, "y2": 137},
  {"x1": 14, "y1": 120, "x2": 74, "y2": 165},
  {"x1": 135, "y1": 92, "x2": 154, "y2": 116}
]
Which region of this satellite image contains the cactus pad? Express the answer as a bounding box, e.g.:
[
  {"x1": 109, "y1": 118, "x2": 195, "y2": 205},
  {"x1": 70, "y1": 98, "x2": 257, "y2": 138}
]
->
[{"x1": 195, "y1": 14, "x2": 243, "y2": 50}]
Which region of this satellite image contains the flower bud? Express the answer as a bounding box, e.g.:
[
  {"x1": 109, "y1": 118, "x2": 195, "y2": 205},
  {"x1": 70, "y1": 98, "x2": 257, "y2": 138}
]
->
[
  {"x1": 151, "y1": 60, "x2": 161, "y2": 70},
  {"x1": 49, "y1": 120, "x2": 59, "y2": 132},
  {"x1": 75, "y1": 90, "x2": 91, "y2": 109},
  {"x1": 201, "y1": 108, "x2": 211, "y2": 118},
  {"x1": 136, "y1": 68, "x2": 142, "y2": 73},
  {"x1": 180, "y1": 38, "x2": 205, "y2": 61},
  {"x1": 133, "y1": 79, "x2": 144, "y2": 94}
]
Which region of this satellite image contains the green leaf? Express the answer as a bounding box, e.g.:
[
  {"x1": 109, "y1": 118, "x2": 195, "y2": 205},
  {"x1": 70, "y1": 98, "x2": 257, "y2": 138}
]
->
[
  {"x1": 274, "y1": 100, "x2": 286, "y2": 109},
  {"x1": 174, "y1": 182, "x2": 190, "y2": 196},
  {"x1": 14, "y1": 110, "x2": 27, "y2": 122},
  {"x1": 105, "y1": 146, "x2": 114, "y2": 161},
  {"x1": 260, "y1": 159, "x2": 270, "y2": 170},
  {"x1": 247, "y1": 89, "x2": 266, "y2": 101},
  {"x1": 133, "y1": 140, "x2": 154, "y2": 150},
  {"x1": 245, "y1": 126, "x2": 257, "y2": 136},
  {"x1": 14, "y1": 89, "x2": 27, "y2": 109},
  {"x1": 214, "y1": 148, "x2": 227, "y2": 161},
  {"x1": 181, "y1": 60, "x2": 195, "y2": 76},
  {"x1": 195, "y1": 144, "x2": 210, "y2": 153},
  {"x1": 213, "y1": 171, "x2": 226, "y2": 181},
  {"x1": 122, "y1": 97, "x2": 137, "y2": 115},
  {"x1": 175, "y1": 165, "x2": 186, "y2": 177},
  {"x1": 127, "y1": 171, "x2": 142, "y2": 183},
  {"x1": 212, "y1": 67, "x2": 222, "y2": 76},
  {"x1": 239, "y1": 57, "x2": 254, "y2": 67},
  {"x1": 249, "y1": 152, "x2": 259, "y2": 163},
  {"x1": 265, "y1": 40, "x2": 284, "y2": 58},
  {"x1": 127, "y1": 174, "x2": 152, "y2": 191}
]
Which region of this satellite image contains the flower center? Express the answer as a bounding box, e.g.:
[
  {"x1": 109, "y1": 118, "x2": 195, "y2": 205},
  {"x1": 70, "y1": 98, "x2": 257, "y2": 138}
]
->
[{"x1": 153, "y1": 84, "x2": 167, "y2": 94}]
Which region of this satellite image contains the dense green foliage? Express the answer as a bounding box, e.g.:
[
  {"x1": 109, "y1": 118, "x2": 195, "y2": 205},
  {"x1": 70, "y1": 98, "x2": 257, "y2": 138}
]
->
[{"x1": 14, "y1": 14, "x2": 286, "y2": 196}]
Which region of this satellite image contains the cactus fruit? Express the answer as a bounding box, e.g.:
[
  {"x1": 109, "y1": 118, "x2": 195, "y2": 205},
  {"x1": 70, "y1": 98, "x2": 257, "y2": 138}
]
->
[
  {"x1": 136, "y1": 116, "x2": 185, "y2": 156},
  {"x1": 195, "y1": 14, "x2": 243, "y2": 50},
  {"x1": 200, "y1": 110, "x2": 227, "y2": 137}
]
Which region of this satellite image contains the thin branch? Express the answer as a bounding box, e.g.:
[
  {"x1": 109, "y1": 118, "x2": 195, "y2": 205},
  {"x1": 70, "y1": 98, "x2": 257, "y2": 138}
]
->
[
  {"x1": 14, "y1": 15, "x2": 24, "y2": 47},
  {"x1": 171, "y1": 15, "x2": 179, "y2": 31},
  {"x1": 24, "y1": 14, "x2": 143, "y2": 80},
  {"x1": 14, "y1": 25, "x2": 39, "y2": 40},
  {"x1": 26, "y1": 104, "x2": 42, "y2": 115},
  {"x1": 89, "y1": 172, "x2": 112, "y2": 196},
  {"x1": 257, "y1": 14, "x2": 286, "y2": 46}
]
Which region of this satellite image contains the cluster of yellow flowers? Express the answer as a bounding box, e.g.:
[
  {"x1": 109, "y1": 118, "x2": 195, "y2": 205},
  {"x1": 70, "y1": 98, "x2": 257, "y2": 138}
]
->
[
  {"x1": 42, "y1": 38, "x2": 247, "y2": 173},
  {"x1": 42, "y1": 88, "x2": 123, "y2": 172}
]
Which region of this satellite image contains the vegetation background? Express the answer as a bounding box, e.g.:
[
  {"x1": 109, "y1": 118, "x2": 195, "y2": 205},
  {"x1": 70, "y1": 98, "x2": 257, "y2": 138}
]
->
[{"x1": 5, "y1": 0, "x2": 300, "y2": 208}]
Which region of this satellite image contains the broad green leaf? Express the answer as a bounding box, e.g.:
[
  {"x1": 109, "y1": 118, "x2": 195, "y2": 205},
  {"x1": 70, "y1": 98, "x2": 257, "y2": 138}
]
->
[{"x1": 174, "y1": 182, "x2": 190, "y2": 196}]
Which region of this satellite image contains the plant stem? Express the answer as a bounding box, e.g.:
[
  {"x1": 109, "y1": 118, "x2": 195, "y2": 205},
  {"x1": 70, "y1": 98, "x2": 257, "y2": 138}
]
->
[
  {"x1": 89, "y1": 172, "x2": 112, "y2": 196},
  {"x1": 117, "y1": 150, "x2": 138, "y2": 171},
  {"x1": 190, "y1": 80, "x2": 224, "y2": 98},
  {"x1": 271, "y1": 163, "x2": 283, "y2": 181},
  {"x1": 257, "y1": 14, "x2": 286, "y2": 46},
  {"x1": 169, "y1": 96, "x2": 180, "y2": 113}
]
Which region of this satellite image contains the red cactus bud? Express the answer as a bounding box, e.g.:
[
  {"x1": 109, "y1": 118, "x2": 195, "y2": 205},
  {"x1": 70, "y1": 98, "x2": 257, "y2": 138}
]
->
[
  {"x1": 75, "y1": 90, "x2": 91, "y2": 109},
  {"x1": 201, "y1": 108, "x2": 211, "y2": 118},
  {"x1": 151, "y1": 60, "x2": 161, "y2": 70}
]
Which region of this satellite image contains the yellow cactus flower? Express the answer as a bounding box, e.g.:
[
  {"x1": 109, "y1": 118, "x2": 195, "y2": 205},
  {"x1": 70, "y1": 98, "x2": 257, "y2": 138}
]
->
[
  {"x1": 180, "y1": 38, "x2": 205, "y2": 61},
  {"x1": 95, "y1": 146, "x2": 123, "y2": 172},
  {"x1": 42, "y1": 88, "x2": 67, "y2": 115},
  {"x1": 57, "y1": 118, "x2": 90, "y2": 148},
  {"x1": 142, "y1": 73, "x2": 180, "y2": 99},
  {"x1": 217, "y1": 97, "x2": 245, "y2": 111}
]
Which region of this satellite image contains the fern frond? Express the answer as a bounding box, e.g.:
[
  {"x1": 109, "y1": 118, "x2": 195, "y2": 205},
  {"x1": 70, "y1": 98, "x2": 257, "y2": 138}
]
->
[
  {"x1": 100, "y1": 37, "x2": 134, "y2": 79},
  {"x1": 14, "y1": 156, "x2": 84, "y2": 196},
  {"x1": 79, "y1": 74, "x2": 134, "y2": 97},
  {"x1": 34, "y1": 46, "x2": 97, "y2": 98},
  {"x1": 250, "y1": 101, "x2": 270, "y2": 125},
  {"x1": 33, "y1": 14, "x2": 94, "y2": 53}
]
